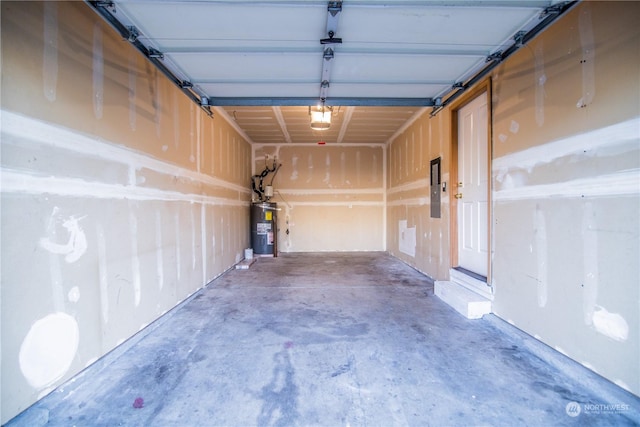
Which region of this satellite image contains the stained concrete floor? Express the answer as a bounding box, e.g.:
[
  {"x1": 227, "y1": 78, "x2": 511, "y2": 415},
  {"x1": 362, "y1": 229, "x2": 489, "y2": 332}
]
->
[{"x1": 8, "y1": 252, "x2": 640, "y2": 427}]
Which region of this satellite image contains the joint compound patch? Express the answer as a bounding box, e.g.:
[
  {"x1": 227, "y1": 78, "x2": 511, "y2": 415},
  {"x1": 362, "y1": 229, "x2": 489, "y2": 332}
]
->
[
  {"x1": 592, "y1": 306, "x2": 629, "y2": 342},
  {"x1": 39, "y1": 209, "x2": 88, "y2": 263},
  {"x1": 19, "y1": 313, "x2": 79, "y2": 389}
]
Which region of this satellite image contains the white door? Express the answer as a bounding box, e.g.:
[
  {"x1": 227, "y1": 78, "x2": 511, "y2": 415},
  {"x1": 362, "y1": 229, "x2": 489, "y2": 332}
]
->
[{"x1": 457, "y1": 92, "x2": 488, "y2": 278}]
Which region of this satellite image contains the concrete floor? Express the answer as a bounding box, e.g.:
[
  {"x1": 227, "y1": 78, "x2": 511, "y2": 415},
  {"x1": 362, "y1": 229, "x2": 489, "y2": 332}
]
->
[{"x1": 8, "y1": 253, "x2": 640, "y2": 427}]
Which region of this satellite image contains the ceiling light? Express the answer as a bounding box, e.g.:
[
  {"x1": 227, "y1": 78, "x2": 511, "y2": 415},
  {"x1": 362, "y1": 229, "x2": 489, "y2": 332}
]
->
[{"x1": 310, "y1": 106, "x2": 332, "y2": 130}]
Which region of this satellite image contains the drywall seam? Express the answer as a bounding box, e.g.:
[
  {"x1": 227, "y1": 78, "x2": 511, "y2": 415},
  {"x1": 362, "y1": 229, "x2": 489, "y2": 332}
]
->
[
  {"x1": 92, "y1": 23, "x2": 104, "y2": 119},
  {"x1": 1, "y1": 110, "x2": 250, "y2": 195},
  {"x1": 534, "y1": 40, "x2": 545, "y2": 127},
  {"x1": 96, "y1": 224, "x2": 110, "y2": 324},
  {"x1": 386, "y1": 198, "x2": 431, "y2": 207},
  {"x1": 494, "y1": 169, "x2": 640, "y2": 201},
  {"x1": 175, "y1": 212, "x2": 181, "y2": 281},
  {"x1": 281, "y1": 201, "x2": 384, "y2": 207},
  {"x1": 387, "y1": 178, "x2": 430, "y2": 194},
  {"x1": 42, "y1": 2, "x2": 58, "y2": 102},
  {"x1": 582, "y1": 201, "x2": 598, "y2": 326},
  {"x1": 255, "y1": 142, "x2": 383, "y2": 149},
  {"x1": 493, "y1": 117, "x2": 640, "y2": 171},
  {"x1": 577, "y1": 2, "x2": 596, "y2": 109},
  {"x1": 534, "y1": 207, "x2": 548, "y2": 308},
  {"x1": 129, "y1": 209, "x2": 142, "y2": 306},
  {"x1": 277, "y1": 188, "x2": 383, "y2": 195},
  {"x1": 128, "y1": 49, "x2": 137, "y2": 131},
  {"x1": 155, "y1": 211, "x2": 165, "y2": 291},
  {"x1": 200, "y1": 203, "x2": 207, "y2": 285},
  {"x1": 196, "y1": 107, "x2": 201, "y2": 172},
  {"x1": 190, "y1": 207, "x2": 196, "y2": 271},
  {"x1": 383, "y1": 145, "x2": 388, "y2": 250},
  {"x1": 0, "y1": 169, "x2": 248, "y2": 206}
]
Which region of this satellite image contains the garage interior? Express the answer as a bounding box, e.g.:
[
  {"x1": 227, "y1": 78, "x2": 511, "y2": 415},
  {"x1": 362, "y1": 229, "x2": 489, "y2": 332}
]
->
[{"x1": 1, "y1": 1, "x2": 639, "y2": 425}]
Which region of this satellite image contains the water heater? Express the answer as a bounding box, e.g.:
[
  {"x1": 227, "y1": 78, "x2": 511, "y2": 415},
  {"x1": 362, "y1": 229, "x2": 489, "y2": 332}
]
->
[{"x1": 250, "y1": 202, "x2": 277, "y2": 256}]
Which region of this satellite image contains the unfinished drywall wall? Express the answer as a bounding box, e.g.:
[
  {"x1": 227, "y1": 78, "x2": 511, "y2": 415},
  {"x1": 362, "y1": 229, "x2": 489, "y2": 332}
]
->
[
  {"x1": 253, "y1": 144, "x2": 384, "y2": 252},
  {"x1": 490, "y1": 1, "x2": 639, "y2": 396},
  {"x1": 386, "y1": 0, "x2": 639, "y2": 398},
  {"x1": 387, "y1": 110, "x2": 451, "y2": 280},
  {"x1": 0, "y1": 2, "x2": 251, "y2": 422}
]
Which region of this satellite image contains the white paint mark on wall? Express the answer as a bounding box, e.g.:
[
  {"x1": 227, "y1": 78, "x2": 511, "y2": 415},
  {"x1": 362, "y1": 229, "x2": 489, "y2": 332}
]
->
[
  {"x1": 419, "y1": 124, "x2": 424, "y2": 172},
  {"x1": 404, "y1": 138, "x2": 409, "y2": 177},
  {"x1": 155, "y1": 211, "x2": 164, "y2": 291},
  {"x1": 92, "y1": 23, "x2": 104, "y2": 119},
  {"x1": 67, "y1": 287, "x2": 80, "y2": 303},
  {"x1": 340, "y1": 151, "x2": 347, "y2": 185},
  {"x1": 154, "y1": 70, "x2": 161, "y2": 138},
  {"x1": 190, "y1": 103, "x2": 196, "y2": 163},
  {"x1": 372, "y1": 154, "x2": 378, "y2": 183},
  {"x1": 220, "y1": 214, "x2": 227, "y2": 257},
  {"x1": 128, "y1": 50, "x2": 137, "y2": 131},
  {"x1": 592, "y1": 306, "x2": 629, "y2": 341},
  {"x1": 41, "y1": 208, "x2": 65, "y2": 310},
  {"x1": 97, "y1": 224, "x2": 109, "y2": 324},
  {"x1": 210, "y1": 120, "x2": 216, "y2": 175},
  {"x1": 201, "y1": 204, "x2": 207, "y2": 284},
  {"x1": 226, "y1": 132, "x2": 231, "y2": 176},
  {"x1": 534, "y1": 40, "x2": 546, "y2": 127},
  {"x1": 129, "y1": 210, "x2": 142, "y2": 307},
  {"x1": 534, "y1": 207, "x2": 548, "y2": 307},
  {"x1": 509, "y1": 120, "x2": 519, "y2": 134},
  {"x1": 40, "y1": 210, "x2": 88, "y2": 264},
  {"x1": 43, "y1": 2, "x2": 58, "y2": 102},
  {"x1": 323, "y1": 153, "x2": 331, "y2": 185},
  {"x1": 306, "y1": 153, "x2": 313, "y2": 183},
  {"x1": 498, "y1": 134, "x2": 508, "y2": 143},
  {"x1": 19, "y1": 312, "x2": 79, "y2": 389},
  {"x1": 175, "y1": 212, "x2": 181, "y2": 281},
  {"x1": 495, "y1": 169, "x2": 640, "y2": 201},
  {"x1": 218, "y1": 127, "x2": 224, "y2": 175},
  {"x1": 582, "y1": 201, "x2": 598, "y2": 325},
  {"x1": 577, "y1": 3, "x2": 596, "y2": 108},
  {"x1": 290, "y1": 154, "x2": 299, "y2": 181},
  {"x1": 398, "y1": 220, "x2": 416, "y2": 257},
  {"x1": 190, "y1": 207, "x2": 197, "y2": 270},
  {"x1": 173, "y1": 91, "x2": 180, "y2": 149},
  {"x1": 494, "y1": 118, "x2": 639, "y2": 175},
  {"x1": 356, "y1": 150, "x2": 361, "y2": 186}
]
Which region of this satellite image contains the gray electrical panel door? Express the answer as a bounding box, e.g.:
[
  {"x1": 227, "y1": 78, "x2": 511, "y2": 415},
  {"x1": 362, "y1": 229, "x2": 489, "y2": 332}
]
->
[{"x1": 430, "y1": 157, "x2": 441, "y2": 218}]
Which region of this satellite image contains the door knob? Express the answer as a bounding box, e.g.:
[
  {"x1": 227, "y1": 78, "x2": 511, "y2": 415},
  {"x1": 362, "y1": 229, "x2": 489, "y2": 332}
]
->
[{"x1": 455, "y1": 193, "x2": 463, "y2": 199}]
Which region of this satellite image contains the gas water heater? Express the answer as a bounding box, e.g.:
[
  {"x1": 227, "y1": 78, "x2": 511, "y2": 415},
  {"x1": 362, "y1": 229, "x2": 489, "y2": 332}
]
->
[{"x1": 250, "y1": 158, "x2": 280, "y2": 256}]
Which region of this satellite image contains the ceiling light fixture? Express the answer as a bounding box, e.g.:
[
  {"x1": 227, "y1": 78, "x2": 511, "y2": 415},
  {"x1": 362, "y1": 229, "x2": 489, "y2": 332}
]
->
[{"x1": 309, "y1": 105, "x2": 332, "y2": 130}]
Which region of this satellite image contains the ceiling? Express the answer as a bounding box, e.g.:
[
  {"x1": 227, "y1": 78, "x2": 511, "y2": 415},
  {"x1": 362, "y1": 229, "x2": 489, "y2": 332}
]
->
[{"x1": 89, "y1": 0, "x2": 572, "y2": 144}]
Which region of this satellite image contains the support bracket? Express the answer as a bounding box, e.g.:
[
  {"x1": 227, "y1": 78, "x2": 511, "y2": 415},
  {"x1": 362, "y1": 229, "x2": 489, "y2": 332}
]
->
[{"x1": 318, "y1": 1, "x2": 343, "y2": 103}]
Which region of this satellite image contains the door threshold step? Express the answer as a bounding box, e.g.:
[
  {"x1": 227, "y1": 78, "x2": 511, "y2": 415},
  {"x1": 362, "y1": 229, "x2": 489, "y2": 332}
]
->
[{"x1": 434, "y1": 280, "x2": 492, "y2": 319}]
